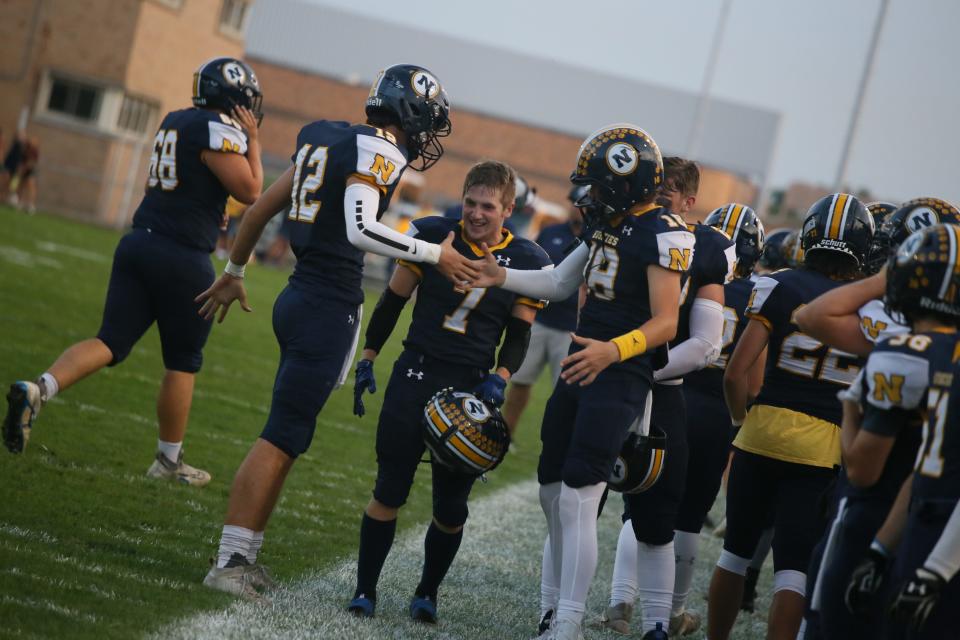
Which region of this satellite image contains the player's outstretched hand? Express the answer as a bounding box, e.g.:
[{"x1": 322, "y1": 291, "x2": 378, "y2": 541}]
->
[
  {"x1": 473, "y1": 373, "x2": 507, "y2": 407},
  {"x1": 560, "y1": 334, "x2": 620, "y2": 386},
  {"x1": 436, "y1": 231, "x2": 479, "y2": 289},
  {"x1": 231, "y1": 106, "x2": 259, "y2": 142},
  {"x1": 467, "y1": 242, "x2": 507, "y2": 289},
  {"x1": 195, "y1": 273, "x2": 252, "y2": 323},
  {"x1": 353, "y1": 359, "x2": 377, "y2": 417}
]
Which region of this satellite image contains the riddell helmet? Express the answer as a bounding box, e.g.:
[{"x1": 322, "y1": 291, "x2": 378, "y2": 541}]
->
[
  {"x1": 570, "y1": 124, "x2": 663, "y2": 224},
  {"x1": 886, "y1": 224, "x2": 960, "y2": 323},
  {"x1": 515, "y1": 175, "x2": 535, "y2": 212},
  {"x1": 705, "y1": 203, "x2": 765, "y2": 278},
  {"x1": 423, "y1": 389, "x2": 510, "y2": 476},
  {"x1": 867, "y1": 201, "x2": 898, "y2": 227},
  {"x1": 782, "y1": 229, "x2": 805, "y2": 268},
  {"x1": 759, "y1": 229, "x2": 791, "y2": 271},
  {"x1": 870, "y1": 198, "x2": 960, "y2": 271},
  {"x1": 608, "y1": 428, "x2": 668, "y2": 494},
  {"x1": 863, "y1": 201, "x2": 900, "y2": 273},
  {"x1": 366, "y1": 64, "x2": 451, "y2": 171},
  {"x1": 800, "y1": 193, "x2": 874, "y2": 268},
  {"x1": 193, "y1": 57, "x2": 263, "y2": 124}
]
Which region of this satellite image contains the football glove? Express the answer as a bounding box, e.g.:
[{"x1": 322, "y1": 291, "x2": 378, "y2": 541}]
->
[
  {"x1": 473, "y1": 373, "x2": 507, "y2": 407},
  {"x1": 353, "y1": 359, "x2": 377, "y2": 417},
  {"x1": 845, "y1": 544, "x2": 890, "y2": 616},
  {"x1": 890, "y1": 567, "x2": 946, "y2": 631}
]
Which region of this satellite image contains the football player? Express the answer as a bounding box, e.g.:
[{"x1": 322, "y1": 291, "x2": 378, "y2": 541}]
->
[
  {"x1": 196, "y1": 64, "x2": 478, "y2": 600},
  {"x1": 600, "y1": 159, "x2": 734, "y2": 639},
  {"x1": 2, "y1": 57, "x2": 264, "y2": 485},
  {"x1": 840, "y1": 224, "x2": 960, "y2": 639},
  {"x1": 706, "y1": 194, "x2": 873, "y2": 640},
  {"x1": 757, "y1": 228, "x2": 791, "y2": 273},
  {"x1": 472, "y1": 124, "x2": 695, "y2": 640},
  {"x1": 501, "y1": 185, "x2": 586, "y2": 434},
  {"x1": 345, "y1": 160, "x2": 550, "y2": 623}
]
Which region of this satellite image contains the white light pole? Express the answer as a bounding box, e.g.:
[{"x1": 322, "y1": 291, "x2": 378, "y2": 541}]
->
[{"x1": 685, "y1": 0, "x2": 733, "y2": 159}]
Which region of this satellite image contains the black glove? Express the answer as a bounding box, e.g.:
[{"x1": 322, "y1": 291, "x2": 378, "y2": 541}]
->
[
  {"x1": 353, "y1": 359, "x2": 377, "y2": 417},
  {"x1": 845, "y1": 544, "x2": 890, "y2": 616},
  {"x1": 473, "y1": 373, "x2": 507, "y2": 407},
  {"x1": 890, "y1": 567, "x2": 946, "y2": 632}
]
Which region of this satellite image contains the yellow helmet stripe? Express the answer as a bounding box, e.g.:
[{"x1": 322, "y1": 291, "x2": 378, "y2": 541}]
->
[
  {"x1": 724, "y1": 204, "x2": 744, "y2": 240},
  {"x1": 637, "y1": 448, "x2": 665, "y2": 492},
  {"x1": 828, "y1": 193, "x2": 850, "y2": 239},
  {"x1": 426, "y1": 403, "x2": 493, "y2": 468}
]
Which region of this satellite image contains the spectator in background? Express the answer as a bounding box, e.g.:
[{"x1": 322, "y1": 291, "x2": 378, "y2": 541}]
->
[
  {"x1": 15, "y1": 137, "x2": 39, "y2": 214},
  {"x1": 0, "y1": 129, "x2": 25, "y2": 205}
]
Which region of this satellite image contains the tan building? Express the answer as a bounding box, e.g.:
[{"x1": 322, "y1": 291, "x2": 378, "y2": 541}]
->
[{"x1": 0, "y1": 0, "x2": 252, "y2": 225}]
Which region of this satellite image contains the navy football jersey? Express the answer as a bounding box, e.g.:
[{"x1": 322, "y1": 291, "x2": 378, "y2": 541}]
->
[
  {"x1": 286, "y1": 121, "x2": 408, "y2": 305},
  {"x1": 850, "y1": 332, "x2": 959, "y2": 501},
  {"x1": 133, "y1": 108, "x2": 248, "y2": 252},
  {"x1": 684, "y1": 276, "x2": 754, "y2": 398},
  {"x1": 534, "y1": 222, "x2": 581, "y2": 332},
  {"x1": 746, "y1": 268, "x2": 861, "y2": 425},
  {"x1": 576, "y1": 205, "x2": 696, "y2": 379},
  {"x1": 399, "y1": 216, "x2": 552, "y2": 370}
]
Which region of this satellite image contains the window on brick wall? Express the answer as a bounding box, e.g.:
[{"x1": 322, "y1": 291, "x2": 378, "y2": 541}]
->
[
  {"x1": 47, "y1": 76, "x2": 102, "y2": 122},
  {"x1": 117, "y1": 95, "x2": 158, "y2": 134},
  {"x1": 219, "y1": 0, "x2": 250, "y2": 38}
]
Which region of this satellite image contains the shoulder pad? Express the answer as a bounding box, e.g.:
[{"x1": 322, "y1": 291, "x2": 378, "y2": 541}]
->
[
  {"x1": 746, "y1": 276, "x2": 779, "y2": 316},
  {"x1": 207, "y1": 114, "x2": 247, "y2": 155},
  {"x1": 655, "y1": 228, "x2": 696, "y2": 272},
  {"x1": 510, "y1": 238, "x2": 553, "y2": 269},
  {"x1": 858, "y1": 298, "x2": 909, "y2": 343},
  {"x1": 864, "y1": 346, "x2": 930, "y2": 410},
  {"x1": 355, "y1": 134, "x2": 407, "y2": 188},
  {"x1": 407, "y1": 215, "x2": 454, "y2": 241}
]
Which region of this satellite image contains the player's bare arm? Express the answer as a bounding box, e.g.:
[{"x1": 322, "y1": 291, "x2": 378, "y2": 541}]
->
[
  {"x1": 795, "y1": 270, "x2": 886, "y2": 356},
  {"x1": 201, "y1": 106, "x2": 263, "y2": 204},
  {"x1": 724, "y1": 319, "x2": 770, "y2": 423}
]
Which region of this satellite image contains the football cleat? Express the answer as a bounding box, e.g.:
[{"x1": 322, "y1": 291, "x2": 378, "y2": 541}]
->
[
  {"x1": 641, "y1": 621, "x2": 669, "y2": 640},
  {"x1": 409, "y1": 594, "x2": 438, "y2": 624},
  {"x1": 550, "y1": 619, "x2": 585, "y2": 640},
  {"x1": 538, "y1": 608, "x2": 555, "y2": 635},
  {"x1": 599, "y1": 602, "x2": 633, "y2": 634},
  {"x1": 203, "y1": 555, "x2": 268, "y2": 603},
  {"x1": 247, "y1": 563, "x2": 276, "y2": 591},
  {"x1": 347, "y1": 594, "x2": 375, "y2": 618},
  {"x1": 3, "y1": 381, "x2": 42, "y2": 454},
  {"x1": 146, "y1": 450, "x2": 211, "y2": 486},
  {"x1": 670, "y1": 610, "x2": 702, "y2": 635}
]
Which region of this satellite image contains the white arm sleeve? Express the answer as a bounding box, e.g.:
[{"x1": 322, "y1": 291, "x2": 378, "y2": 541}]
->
[
  {"x1": 343, "y1": 182, "x2": 441, "y2": 264},
  {"x1": 924, "y1": 500, "x2": 960, "y2": 580},
  {"x1": 654, "y1": 298, "x2": 725, "y2": 381},
  {"x1": 501, "y1": 241, "x2": 589, "y2": 301}
]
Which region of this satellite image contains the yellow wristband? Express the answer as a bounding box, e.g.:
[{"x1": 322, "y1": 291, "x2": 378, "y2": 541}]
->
[{"x1": 611, "y1": 329, "x2": 647, "y2": 361}]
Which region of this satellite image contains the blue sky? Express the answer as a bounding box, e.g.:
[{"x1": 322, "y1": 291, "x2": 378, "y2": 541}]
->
[{"x1": 300, "y1": 0, "x2": 959, "y2": 204}]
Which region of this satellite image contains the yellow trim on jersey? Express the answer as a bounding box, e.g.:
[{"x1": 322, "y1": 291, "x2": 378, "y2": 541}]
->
[
  {"x1": 458, "y1": 221, "x2": 513, "y2": 257},
  {"x1": 733, "y1": 404, "x2": 841, "y2": 468},
  {"x1": 350, "y1": 172, "x2": 388, "y2": 195},
  {"x1": 396, "y1": 259, "x2": 423, "y2": 278},
  {"x1": 628, "y1": 202, "x2": 660, "y2": 218},
  {"x1": 745, "y1": 311, "x2": 773, "y2": 332},
  {"x1": 724, "y1": 204, "x2": 744, "y2": 239},
  {"x1": 515, "y1": 296, "x2": 545, "y2": 309},
  {"x1": 828, "y1": 193, "x2": 849, "y2": 239},
  {"x1": 612, "y1": 329, "x2": 647, "y2": 361}
]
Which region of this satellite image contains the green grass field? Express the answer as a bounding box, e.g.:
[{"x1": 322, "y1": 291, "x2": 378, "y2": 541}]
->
[{"x1": 0, "y1": 207, "x2": 771, "y2": 639}]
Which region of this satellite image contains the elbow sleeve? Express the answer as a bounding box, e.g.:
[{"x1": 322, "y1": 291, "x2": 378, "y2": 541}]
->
[
  {"x1": 501, "y1": 242, "x2": 588, "y2": 301},
  {"x1": 344, "y1": 182, "x2": 440, "y2": 264},
  {"x1": 653, "y1": 298, "x2": 725, "y2": 380},
  {"x1": 364, "y1": 287, "x2": 410, "y2": 354},
  {"x1": 496, "y1": 316, "x2": 532, "y2": 375}
]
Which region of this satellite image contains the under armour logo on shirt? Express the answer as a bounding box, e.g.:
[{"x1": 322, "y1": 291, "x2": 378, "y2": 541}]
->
[
  {"x1": 496, "y1": 255, "x2": 511, "y2": 266},
  {"x1": 348, "y1": 314, "x2": 356, "y2": 324},
  {"x1": 623, "y1": 226, "x2": 632, "y2": 236},
  {"x1": 406, "y1": 369, "x2": 424, "y2": 380}
]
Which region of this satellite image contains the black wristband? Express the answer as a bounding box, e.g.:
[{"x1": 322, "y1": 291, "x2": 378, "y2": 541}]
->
[
  {"x1": 497, "y1": 316, "x2": 533, "y2": 374},
  {"x1": 364, "y1": 287, "x2": 409, "y2": 354}
]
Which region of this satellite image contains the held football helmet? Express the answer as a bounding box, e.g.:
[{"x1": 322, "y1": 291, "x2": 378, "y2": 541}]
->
[
  {"x1": 870, "y1": 198, "x2": 960, "y2": 272},
  {"x1": 782, "y1": 229, "x2": 805, "y2": 268},
  {"x1": 608, "y1": 427, "x2": 667, "y2": 494},
  {"x1": 515, "y1": 175, "x2": 535, "y2": 212},
  {"x1": 570, "y1": 124, "x2": 663, "y2": 224},
  {"x1": 193, "y1": 57, "x2": 263, "y2": 125},
  {"x1": 759, "y1": 229, "x2": 791, "y2": 271},
  {"x1": 366, "y1": 64, "x2": 451, "y2": 171},
  {"x1": 886, "y1": 224, "x2": 960, "y2": 323},
  {"x1": 705, "y1": 203, "x2": 765, "y2": 278},
  {"x1": 423, "y1": 388, "x2": 510, "y2": 476},
  {"x1": 800, "y1": 193, "x2": 874, "y2": 267}
]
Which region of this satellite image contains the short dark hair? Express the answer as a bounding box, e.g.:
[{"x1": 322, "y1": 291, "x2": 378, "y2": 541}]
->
[
  {"x1": 663, "y1": 156, "x2": 700, "y2": 197},
  {"x1": 462, "y1": 160, "x2": 517, "y2": 209}
]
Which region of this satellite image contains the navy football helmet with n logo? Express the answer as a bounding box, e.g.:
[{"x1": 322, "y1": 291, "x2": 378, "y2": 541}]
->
[
  {"x1": 869, "y1": 198, "x2": 960, "y2": 272},
  {"x1": 569, "y1": 123, "x2": 663, "y2": 224},
  {"x1": 423, "y1": 388, "x2": 510, "y2": 476},
  {"x1": 705, "y1": 203, "x2": 765, "y2": 278},
  {"x1": 366, "y1": 64, "x2": 451, "y2": 171},
  {"x1": 193, "y1": 57, "x2": 263, "y2": 124},
  {"x1": 886, "y1": 224, "x2": 960, "y2": 323},
  {"x1": 801, "y1": 193, "x2": 874, "y2": 268}
]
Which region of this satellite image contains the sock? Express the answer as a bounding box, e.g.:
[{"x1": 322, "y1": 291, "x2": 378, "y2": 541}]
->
[
  {"x1": 247, "y1": 530, "x2": 265, "y2": 564},
  {"x1": 556, "y1": 481, "x2": 605, "y2": 626},
  {"x1": 541, "y1": 535, "x2": 559, "y2": 617},
  {"x1": 637, "y1": 540, "x2": 675, "y2": 634},
  {"x1": 672, "y1": 530, "x2": 700, "y2": 615},
  {"x1": 157, "y1": 440, "x2": 182, "y2": 464},
  {"x1": 354, "y1": 513, "x2": 397, "y2": 602},
  {"x1": 415, "y1": 521, "x2": 464, "y2": 600},
  {"x1": 610, "y1": 520, "x2": 639, "y2": 606},
  {"x1": 539, "y1": 482, "x2": 563, "y2": 613},
  {"x1": 217, "y1": 525, "x2": 255, "y2": 568},
  {"x1": 38, "y1": 372, "x2": 59, "y2": 402},
  {"x1": 751, "y1": 526, "x2": 774, "y2": 570}
]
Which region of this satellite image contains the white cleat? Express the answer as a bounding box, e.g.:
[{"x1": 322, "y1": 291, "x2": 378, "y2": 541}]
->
[
  {"x1": 146, "y1": 451, "x2": 211, "y2": 486},
  {"x1": 203, "y1": 561, "x2": 269, "y2": 603},
  {"x1": 3, "y1": 381, "x2": 42, "y2": 454},
  {"x1": 550, "y1": 619, "x2": 585, "y2": 640}
]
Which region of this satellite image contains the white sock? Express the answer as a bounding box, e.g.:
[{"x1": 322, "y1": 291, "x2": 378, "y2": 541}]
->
[
  {"x1": 539, "y1": 482, "x2": 563, "y2": 615},
  {"x1": 750, "y1": 526, "x2": 774, "y2": 570},
  {"x1": 217, "y1": 525, "x2": 255, "y2": 568},
  {"x1": 556, "y1": 481, "x2": 606, "y2": 626},
  {"x1": 38, "y1": 372, "x2": 59, "y2": 402},
  {"x1": 541, "y1": 535, "x2": 559, "y2": 617},
  {"x1": 637, "y1": 540, "x2": 675, "y2": 633},
  {"x1": 247, "y1": 530, "x2": 265, "y2": 564},
  {"x1": 610, "y1": 520, "x2": 639, "y2": 606},
  {"x1": 672, "y1": 530, "x2": 700, "y2": 615},
  {"x1": 157, "y1": 440, "x2": 182, "y2": 464}
]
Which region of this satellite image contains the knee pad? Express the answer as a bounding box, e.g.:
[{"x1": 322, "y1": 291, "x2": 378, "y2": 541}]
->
[
  {"x1": 434, "y1": 498, "x2": 469, "y2": 529},
  {"x1": 773, "y1": 569, "x2": 806, "y2": 596},
  {"x1": 717, "y1": 549, "x2": 751, "y2": 576}
]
